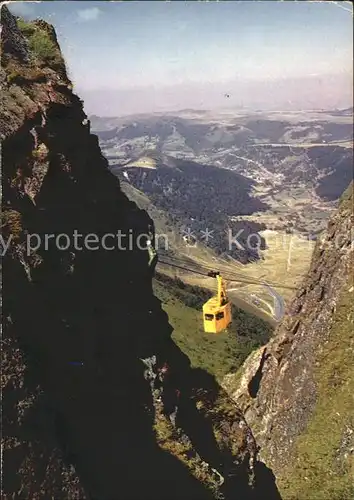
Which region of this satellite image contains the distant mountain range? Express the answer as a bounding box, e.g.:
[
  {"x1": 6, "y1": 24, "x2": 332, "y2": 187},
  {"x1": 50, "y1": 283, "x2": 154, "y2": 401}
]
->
[
  {"x1": 90, "y1": 110, "x2": 353, "y2": 150},
  {"x1": 91, "y1": 109, "x2": 353, "y2": 256},
  {"x1": 113, "y1": 153, "x2": 268, "y2": 263},
  {"x1": 322, "y1": 106, "x2": 353, "y2": 117}
]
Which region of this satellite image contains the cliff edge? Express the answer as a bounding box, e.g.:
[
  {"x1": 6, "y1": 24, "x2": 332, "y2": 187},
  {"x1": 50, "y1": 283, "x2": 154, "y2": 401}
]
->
[
  {"x1": 223, "y1": 182, "x2": 353, "y2": 499},
  {"x1": 1, "y1": 7, "x2": 280, "y2": 500}
]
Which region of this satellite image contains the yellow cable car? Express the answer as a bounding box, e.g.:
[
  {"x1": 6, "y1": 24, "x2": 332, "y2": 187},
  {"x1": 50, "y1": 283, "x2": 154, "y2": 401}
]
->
[{"x1": 203, "y1": 271, "x2": 232, "y2": 334}]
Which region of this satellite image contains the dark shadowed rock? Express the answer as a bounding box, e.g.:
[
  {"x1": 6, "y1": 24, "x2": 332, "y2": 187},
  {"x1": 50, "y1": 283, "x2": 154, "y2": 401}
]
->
[{"x1": 1, "y1": 7, "x2": 281, "y2": 500}]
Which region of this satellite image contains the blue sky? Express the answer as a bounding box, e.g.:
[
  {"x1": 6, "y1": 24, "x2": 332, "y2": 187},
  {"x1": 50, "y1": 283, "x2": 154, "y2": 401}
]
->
[{"x1": 8, "y1": 1, "x2": 353, "y2": 115}]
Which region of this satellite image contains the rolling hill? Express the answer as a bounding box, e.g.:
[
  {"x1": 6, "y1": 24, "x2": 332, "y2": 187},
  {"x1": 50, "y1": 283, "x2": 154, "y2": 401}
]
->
[{"x1": 92, "y1": 109, "x2": 352, "y2": 320}]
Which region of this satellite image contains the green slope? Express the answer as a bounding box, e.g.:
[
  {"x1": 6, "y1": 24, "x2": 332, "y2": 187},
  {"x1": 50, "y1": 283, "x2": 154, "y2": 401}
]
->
[
  {"x1": 279, "y1": 270, "x2": 354, "y2": 499},
  {"x1": 120, "y1": 179, "x2": 222, "y2": 264},
  {"x1": 279, "y1": 185, "x2": 354, "y2": 500},
  {"x1": 153, "y1": 273, "x2": 273, "y2": 381}
]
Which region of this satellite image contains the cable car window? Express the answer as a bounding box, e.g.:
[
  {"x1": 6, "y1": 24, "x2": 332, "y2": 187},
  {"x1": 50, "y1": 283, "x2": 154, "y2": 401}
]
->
[
  {"x1": 205, "y1": 314, "x2": 214, "y2": 321},
  {"x1": 216, "y1": 312, "x2": 224, "y2": 320}
]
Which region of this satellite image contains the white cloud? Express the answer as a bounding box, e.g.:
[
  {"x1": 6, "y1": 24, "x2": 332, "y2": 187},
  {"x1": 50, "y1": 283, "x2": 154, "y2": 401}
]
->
[
  {"x1": 76, "y1": 7, "x2": 102, "y2": 22},
  {"x1": 7, "y1": 1, "x2": 36, "y2": 18}
]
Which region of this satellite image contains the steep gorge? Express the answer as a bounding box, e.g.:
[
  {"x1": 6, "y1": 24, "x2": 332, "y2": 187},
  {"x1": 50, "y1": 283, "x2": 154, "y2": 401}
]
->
[{"x1": 1, "y1": 8, "x2": 281, "y2": 500}]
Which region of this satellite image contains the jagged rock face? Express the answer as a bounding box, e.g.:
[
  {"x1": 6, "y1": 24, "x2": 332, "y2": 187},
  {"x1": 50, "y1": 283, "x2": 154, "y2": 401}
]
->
[
  {"x1": 223, "y1": 183, "x2": 353, "y2": 478},
  {"x1": 1, "y1": 4, "x2": 30, "y2": 63},
  {"x1": 1, "y1": 8, "x2": 281, "y2": 500}
]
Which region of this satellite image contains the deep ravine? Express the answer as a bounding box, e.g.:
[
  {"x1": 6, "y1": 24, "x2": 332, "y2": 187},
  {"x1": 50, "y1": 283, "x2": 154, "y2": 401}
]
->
[{"x1": 1, "y1": 7, "x2": 281, "y2": 500}]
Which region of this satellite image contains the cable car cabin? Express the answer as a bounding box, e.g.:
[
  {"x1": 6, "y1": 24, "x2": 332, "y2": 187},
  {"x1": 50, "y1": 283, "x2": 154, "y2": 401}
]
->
[{"x1": 203, "y1": 272, "x2": 232, "y2": 334}]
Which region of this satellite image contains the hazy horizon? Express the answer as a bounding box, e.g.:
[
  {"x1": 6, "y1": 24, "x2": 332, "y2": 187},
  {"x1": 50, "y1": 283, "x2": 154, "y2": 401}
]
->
[
  {"x1": 8, "y1": 1, "x2": 353, "y2": 117},
  {"x1": 77, "y1": 72, "x2": 353, "y2": 117}
]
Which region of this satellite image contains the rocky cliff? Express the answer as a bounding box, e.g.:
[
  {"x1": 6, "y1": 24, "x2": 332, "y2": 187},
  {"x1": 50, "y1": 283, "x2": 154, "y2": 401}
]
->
[
  {"x1": 1, "y1": 8, "x2": 281, "y2": 499},
  {"x1": 223, "y1": 182, "x2": 354, "y2": 499}
]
